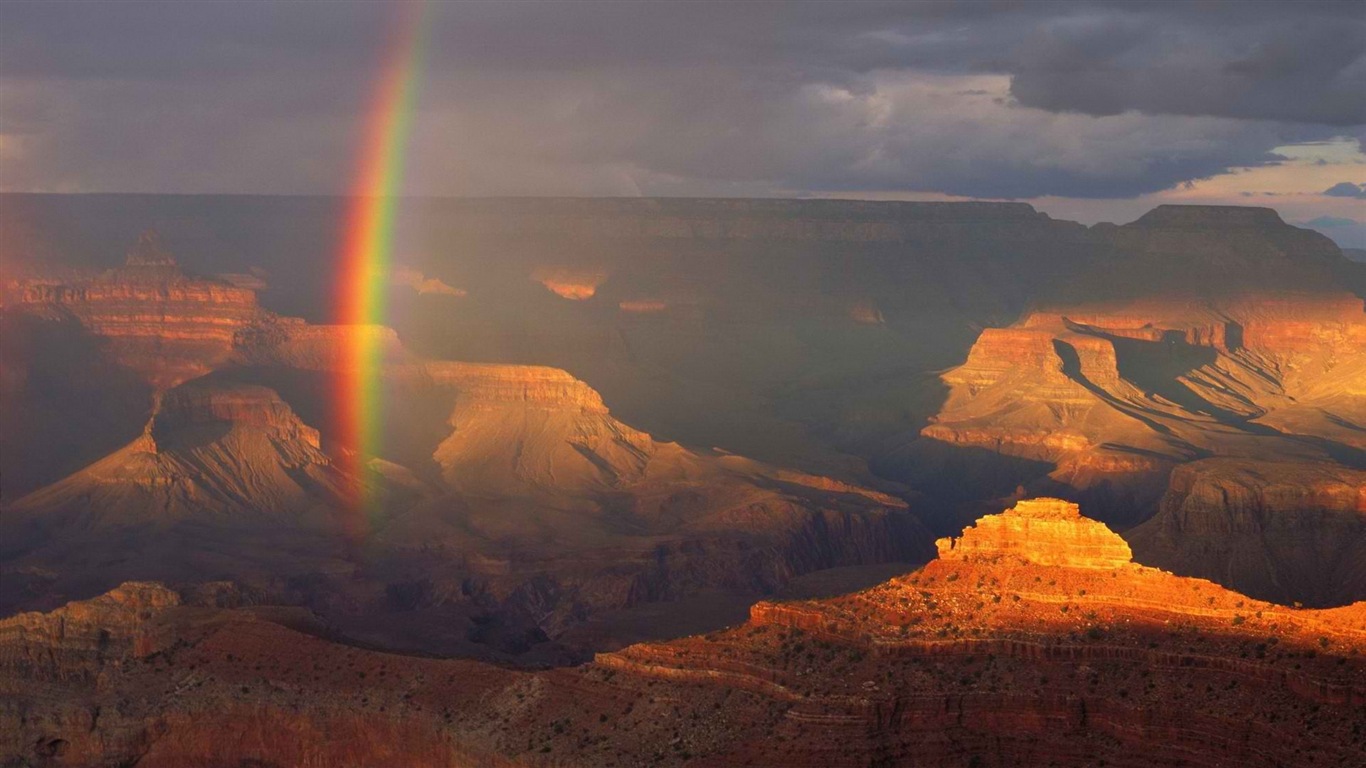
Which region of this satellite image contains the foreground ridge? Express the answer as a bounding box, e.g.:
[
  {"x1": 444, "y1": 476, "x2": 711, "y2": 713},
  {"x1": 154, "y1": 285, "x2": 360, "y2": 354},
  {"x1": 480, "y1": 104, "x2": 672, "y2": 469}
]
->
[{"x1": 2, "y1": 499, "x2": 1361, "y2": 766}]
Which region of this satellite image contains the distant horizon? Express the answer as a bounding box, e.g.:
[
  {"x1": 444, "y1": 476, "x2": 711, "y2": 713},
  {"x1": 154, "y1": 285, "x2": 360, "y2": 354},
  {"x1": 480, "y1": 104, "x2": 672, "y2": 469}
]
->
[
  {"x1": 4, "y1": 2, "x2": 1361, "y2": 245},
  {"x1": 3, "y1": 189, "x2": 1359, "y2": 248}
]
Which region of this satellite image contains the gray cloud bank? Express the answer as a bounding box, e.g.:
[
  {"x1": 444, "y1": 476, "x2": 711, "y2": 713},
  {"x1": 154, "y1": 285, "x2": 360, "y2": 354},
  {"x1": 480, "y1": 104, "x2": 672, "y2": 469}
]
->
[{"x1": 2, "y1": 0, "x2": 1362, "y2": 199}]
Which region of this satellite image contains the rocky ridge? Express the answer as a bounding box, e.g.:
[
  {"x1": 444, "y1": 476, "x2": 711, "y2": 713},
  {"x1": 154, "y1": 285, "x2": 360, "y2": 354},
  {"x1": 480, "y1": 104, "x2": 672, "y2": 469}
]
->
[
  {"x1": 880, "y1": 290, "x2": 1366, "y2": 602},
  {"x1": 0, "y1": 233, "x2": 930, "y2": 658},
  {"x1": 1, "y1": 499, "x2": 1360, "y2": 767}
]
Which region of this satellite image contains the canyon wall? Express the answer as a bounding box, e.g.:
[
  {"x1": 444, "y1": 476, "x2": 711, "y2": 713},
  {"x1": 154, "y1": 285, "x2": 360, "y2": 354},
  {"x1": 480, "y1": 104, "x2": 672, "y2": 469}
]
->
[{"x1": 3, "y1": 499, "x2": 1360, "y2": 767}]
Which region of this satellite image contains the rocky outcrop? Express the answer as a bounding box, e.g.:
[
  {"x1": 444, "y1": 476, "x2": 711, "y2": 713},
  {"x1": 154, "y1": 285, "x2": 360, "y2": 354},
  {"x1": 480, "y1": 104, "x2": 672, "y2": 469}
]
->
[
  {"x1": 152, "y1": 380, "x2": 321, "y2": 449},
  {"x1": 233, "y1": 319, "x2": 405, "y2": 370},
  {"x1": 12, "y1": 230, "x2": 261, "y2": 390},
  {"x1": 889, "y1": 289, "x2": 1366, "y2": 544},
  {"x1": 586, "y1": 498, "x2": 1364, "y2": 766},
  {"x1": 3, "y1": 344, "x2": 930, "y2": 661},
  {"x1": 6, "y1": 500, "x2": 1360, "y2": 767},
  {"x1": 0, "y1": 582, "x2": 179, "y2": 682},
  {"x1": 936, "y1": 498, "x2": 1133, "y2": 569},
  {"x1": 0, "y1": 378, "x2": 355, "y2": 610},
  {"x1": 424, "y1": 362, "x2": 665, "y2": 496},
  {"x1": 1129, "y1": 458, "x2": 1366, "y2": 606},
  {"x1": 0, "y1": 584, "x2": 523, "y2": 767},
  {"x1": 531, "y1": 265, "x2": 608, "y2": 299},
  {"x1": 363, "y1": 363, "x2": 934, "y2": 647},
  {"x1": 392, "y1": 266, "x2": 465, "y2": 297}
]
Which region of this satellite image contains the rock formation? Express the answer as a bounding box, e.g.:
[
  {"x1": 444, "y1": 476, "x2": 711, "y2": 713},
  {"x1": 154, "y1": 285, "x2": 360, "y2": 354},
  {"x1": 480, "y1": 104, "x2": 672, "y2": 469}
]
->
[
  {"x1": 0, "y1": 232, "x2": 932, "y2": 657},
  {"x1": 1130, "y1": 458, "x2": 1366, "y2": 606},
  {"x1": 2, "y1": 499, "x2": 1360, "y2": 767},
  {"x1": 935, "y1": 498, "x2": 1134, "y2": 569},
  {"x1": 879, "y1": 289, "x2": 1366, "y2": 604},
  {"x1": 11, "y1": 229, "x2": 262, "y2": 390},
  {"x1": 4, "y1": 201, "x2": 1365, "y2": 654}
]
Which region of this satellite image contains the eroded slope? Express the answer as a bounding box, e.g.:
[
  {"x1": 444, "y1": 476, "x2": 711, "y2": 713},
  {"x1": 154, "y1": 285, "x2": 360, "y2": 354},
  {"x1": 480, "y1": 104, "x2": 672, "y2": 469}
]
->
[{"x1": 3, "y1": 499, "x2": 1360, "y2": 767}]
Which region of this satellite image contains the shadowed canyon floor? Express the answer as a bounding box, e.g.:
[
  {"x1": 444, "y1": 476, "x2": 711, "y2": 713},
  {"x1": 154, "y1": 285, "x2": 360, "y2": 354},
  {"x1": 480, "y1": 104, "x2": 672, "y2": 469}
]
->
[{"x1": 1, "y1": 500, "x2": 1361, "y2": 767}]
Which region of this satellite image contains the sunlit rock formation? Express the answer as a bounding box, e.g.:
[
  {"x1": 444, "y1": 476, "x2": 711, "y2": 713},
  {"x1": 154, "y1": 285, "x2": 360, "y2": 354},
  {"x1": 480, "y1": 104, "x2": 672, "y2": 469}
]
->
[
  {"x1": 883, "y1": 290, "x2": 1366, "y2": 557},
  {"x1": 0, "y1": 231, "x2": 932, "y2": 657},
  {"x1": 392, "y1": 266, "x2": 466, "y2": 297},
  {"x1": 935, "y1": 498, "x2": 1133, "y2": 570},
  {"x1": 532, "y1": 265, "x2": 608, "y2": 299},
  {"x1": 3, "y1": 499, "x2": 1360, "y2": 767},
  {"x1": 4, "y1": 201, "x2": 1365, "y2": 656},
  {"x1": 11, "y1": 230, "x2": 262, "y2": 390}
]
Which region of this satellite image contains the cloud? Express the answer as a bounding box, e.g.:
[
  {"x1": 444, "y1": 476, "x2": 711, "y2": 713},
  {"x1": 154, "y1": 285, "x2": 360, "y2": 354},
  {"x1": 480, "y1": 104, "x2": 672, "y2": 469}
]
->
[
  {"x1": 1005, "y1": 4, "x2": 1366, "y2": 126},
  {"x1": 1323, "y1": 182, "x2": 1366, "y2": 199},
  {"x1": 1, "y1": 1, "x2": 1362, "y2": 199}
]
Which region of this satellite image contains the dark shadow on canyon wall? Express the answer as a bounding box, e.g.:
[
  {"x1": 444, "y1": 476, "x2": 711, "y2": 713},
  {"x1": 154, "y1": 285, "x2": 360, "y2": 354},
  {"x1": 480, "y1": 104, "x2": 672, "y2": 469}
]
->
[{"x1": 0, "y1": 313, "x2": 154, "y2": 500}]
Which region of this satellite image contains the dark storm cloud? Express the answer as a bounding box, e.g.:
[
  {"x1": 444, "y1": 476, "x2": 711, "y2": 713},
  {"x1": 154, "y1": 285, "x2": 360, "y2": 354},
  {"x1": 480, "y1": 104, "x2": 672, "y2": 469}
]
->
[
  {"x1": 1324, "y1": 182, "x2": 1366, "y2": 199},
  {"x1": 1, "y1": 0, "x2": 1361, "y2": 198},
  {"x1": 1004, "y1": 2, "x2": 1366, "y2": 126}
]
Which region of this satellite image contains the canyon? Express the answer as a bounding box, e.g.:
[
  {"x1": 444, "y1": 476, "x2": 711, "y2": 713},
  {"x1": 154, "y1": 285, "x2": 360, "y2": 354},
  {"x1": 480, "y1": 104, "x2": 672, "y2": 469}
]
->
[
  {"x1": 882, "y1": 290, "x2": 1366, "y2": 603},
  {"x1": 2, "y1": 198, "x2": 1363, "y2": 630},
  {"x1": 2, "y1": 196, "x2": 1364, "y2": 764},
  {"x1": 1, "y1": 499, "x2": 1360, "y2": 767},
  {"x1": 0, "y1": 231, "x2": 927, "y2": 661}
]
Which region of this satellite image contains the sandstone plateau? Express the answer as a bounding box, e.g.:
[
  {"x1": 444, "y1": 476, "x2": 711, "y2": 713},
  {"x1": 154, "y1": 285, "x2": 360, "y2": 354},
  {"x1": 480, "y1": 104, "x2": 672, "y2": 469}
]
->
[{"x1": 2, "y1": 499, "x2": 1360, "y2": 767}]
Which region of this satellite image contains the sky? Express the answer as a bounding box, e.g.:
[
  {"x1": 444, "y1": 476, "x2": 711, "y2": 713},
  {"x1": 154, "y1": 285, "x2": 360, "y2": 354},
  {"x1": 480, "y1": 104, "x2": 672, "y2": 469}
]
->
[{"x1": 2, "y1": 0, "x2": 1363, "y2": 245}]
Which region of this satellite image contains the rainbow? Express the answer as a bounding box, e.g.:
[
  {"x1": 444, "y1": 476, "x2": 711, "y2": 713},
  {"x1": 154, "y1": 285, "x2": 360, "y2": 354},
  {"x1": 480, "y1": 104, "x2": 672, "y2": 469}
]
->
[{"x1": 334, "y1": 0, "x2": 429, "y2": 529}]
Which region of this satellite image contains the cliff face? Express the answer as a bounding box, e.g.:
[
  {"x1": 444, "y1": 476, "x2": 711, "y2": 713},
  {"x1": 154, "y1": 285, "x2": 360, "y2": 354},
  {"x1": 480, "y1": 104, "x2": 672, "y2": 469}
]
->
[
  {"x1": 425, "y1": 362, "x2": 670, "y2": 496},
  {"x1": 4, "y1": 500, "x2": 1360, "y2": 767},
  {"x1": 5, "y1": 203, "x2": 1364, "y2": 660},
  {"x1": 583, "y1": 498, "x2": 1365, "y2": 766},
  {"x1": 1, "y1": 238, "x2": 931, "y2": 658},
  {"x1": 882, "y1": 290, "x2": 1366, "y2": 559},
  {"x1": 0, "y1": 582, "x2": 179, "y2": 684},
  {"x1": 7, "y1": 379, "x2": 340, "y2": 527},
  {"x1": 10, "y1": 231, "x2": 261, "y2": 391},
  {"x1": 4, "y1": 354, "x2": 928, "y2": 658},
  {"x1": 1129, "y1": 459, "x2": 1366, "y2": 606},
  {"x1": 360, "y1": 360, "x2": 932, "y2": 650},
  {"x1": 935, "y1": 498, "x2": 1133, "y2": 569}
]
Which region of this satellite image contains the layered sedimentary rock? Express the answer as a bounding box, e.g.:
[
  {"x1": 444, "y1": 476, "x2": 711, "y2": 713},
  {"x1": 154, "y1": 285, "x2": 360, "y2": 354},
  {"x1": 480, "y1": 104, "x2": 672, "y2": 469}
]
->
[
  {"x1": 5, "y1": 201, "x2": 1365, "y2": 654},
  {"x1": 935, "y1": 498, "x2": 1133, "y2": 569},
  {"x1": 4, "y1": 356, "x2": 927, "y2": 657},
  {"x1": 4, "y1": 499, "x2": 1360, "y2": 767},
  {"x1": 1, "y1": 239, "x2": 931, "y2": 656},
  {"x1": 531, "y1": 265, "x2": 608, "y2": 299},
  {"x1": 10, "y1": 230, "x2": 262, "y2": 390},
  {"x1": 0, "y1": 582, "x2": 180, "y2": 682},
  {"x1": 1130, "y1": 459, "x2": 1366, "y2": 606},
  {"x1": 359, "y1": 361, "x2": 932, "y2": 650},
  {"x1": 884, "y1": 289, "x2": 1366, "y2": 555},
  {"x1": 585, "y1": 498, "x2": 1364, "y2": 766},
  {"x1": 7, "y1": 379, "x2": 341, "y2": 527},
  {"x1": 425, "y1": 362, "x2": 670, "y2": 496}
]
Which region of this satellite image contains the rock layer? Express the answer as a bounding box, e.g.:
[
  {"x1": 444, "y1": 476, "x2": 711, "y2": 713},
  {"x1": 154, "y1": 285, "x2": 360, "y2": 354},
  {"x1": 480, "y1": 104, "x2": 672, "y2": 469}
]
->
[
  {"x1": 1130, "y1": 458, "x2": 1366, "y2": 606},
  {"x1": 936, "y1": 499, "x2": 1133, "y2": 569},
  {"x1": 2, "y1": 499, "x2": 1361, "y2": 767}
]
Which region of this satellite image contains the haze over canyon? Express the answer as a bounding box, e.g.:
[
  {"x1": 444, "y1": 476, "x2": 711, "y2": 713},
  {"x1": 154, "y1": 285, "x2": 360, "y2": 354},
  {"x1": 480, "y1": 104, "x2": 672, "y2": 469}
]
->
[
  {"x1": 1, "y1": 195, "x2": 1363, "y2": 765},
  {"x1": 3, "y1": 0, "x2": 1364, "y2": 764}
]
